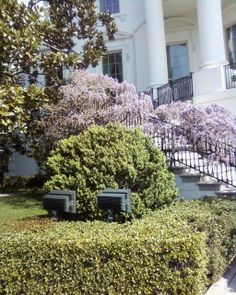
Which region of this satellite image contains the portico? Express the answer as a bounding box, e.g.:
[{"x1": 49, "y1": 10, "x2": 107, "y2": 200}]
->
[
  {"x1": 144, "y1": 0, "x2": 228, "y2": 84},
  {"x1": 142, "y1": 0, "x2": 236, "y2": 112}
]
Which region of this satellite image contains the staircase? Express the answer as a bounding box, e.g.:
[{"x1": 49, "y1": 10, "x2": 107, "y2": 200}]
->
[
  {"x1": 124, "y1": 114, "x2": 236, "y2": 199},
  {"x1": 172, "y1": 166, "x2": 236, "y2": 199}
]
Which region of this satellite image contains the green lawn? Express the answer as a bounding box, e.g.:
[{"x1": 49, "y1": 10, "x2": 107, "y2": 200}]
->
[{"x1": 0, "y1": 189, "x2": 50, "y2": 232}]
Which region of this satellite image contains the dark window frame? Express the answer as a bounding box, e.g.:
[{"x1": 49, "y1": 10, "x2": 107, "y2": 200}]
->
[
  {"x1": 226, "y1": 24, "x2": 236, "y2": 64},
  {"x1": 100, "y1": 0, "x2": 120, "y2": 14},
  {"x1": 166, "y1": 42, "x2": 190, "y2": 80},
  {"x1": 102, "y1": 51, "x2": 123, "y2": 83}
]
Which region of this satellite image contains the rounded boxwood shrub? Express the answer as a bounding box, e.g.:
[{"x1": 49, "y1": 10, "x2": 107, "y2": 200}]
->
[{"x1": 44, "y1": 124, "x2": 177, "y2": 219}]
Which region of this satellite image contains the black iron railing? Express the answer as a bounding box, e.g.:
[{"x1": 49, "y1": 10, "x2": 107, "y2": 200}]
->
[
  {"x1": 224, "y1": 63, "x2": 236, "y2": 89},
  {"x1": 123, "y1": 113, "x2": 236, "y2": 188},
  {"x1": 151, "y1": 116, "x2": 236, "y2": 187},
  {"x1": 172, "y1": 74, "x2": 194, "y2": 102},
  {"x1": 150, "y1": 74, "x2": 193, "y2": 108},
  {"x1": 150, "y1": 83, "x2": 172, "y2": 107}
]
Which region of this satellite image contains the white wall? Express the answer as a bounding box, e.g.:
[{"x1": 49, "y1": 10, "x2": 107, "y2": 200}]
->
[
  {"x1": 110, "y1": 0, "x2": 145, "y2": 34},
  {"x1": 133, "y1": 23, "x2": 149, "y2": 91},
  {"x1": 193, "y1": 66, "x2": 226, "y2": 96},
  {"x1": 194, "y1": 88, "x2": 236, "y2": 115},
  {"x1": 94, "y1": 1, "x2": 202, "y2": 91},
  {"x1": 165, "y1": 17, "x2": 199, "y2": 74},
  {"x1": 6, "y1": 153, "x2": 38, "y2": 177},
  {"x1": 94, "y1": 0, "x2": 147, "y2": 89}
]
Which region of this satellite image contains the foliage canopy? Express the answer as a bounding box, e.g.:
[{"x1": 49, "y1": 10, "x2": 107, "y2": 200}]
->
[{"x1": 0, "y1": 0, "x2": 117, "y2": 164}]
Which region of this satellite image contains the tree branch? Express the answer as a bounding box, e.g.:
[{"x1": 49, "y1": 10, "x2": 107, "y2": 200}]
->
[{"x1": 42, "y1": 42, "x2": 78, "y2": 56}]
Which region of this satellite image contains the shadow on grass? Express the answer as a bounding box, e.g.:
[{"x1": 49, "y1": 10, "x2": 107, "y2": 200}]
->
[
  {"x1": 0, "y1": 214, "x2": 56, "y2": 233},
  {"x1": 0, "y1": 189, "x2": 47, "y2": 209}
]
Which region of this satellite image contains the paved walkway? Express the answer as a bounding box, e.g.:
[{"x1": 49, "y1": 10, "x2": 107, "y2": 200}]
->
[
  {"x1": 0, "y1": 193, "x2": 10, "y2": 197},
  {"x1": 205, "y1": 257, "x2": 236, "y2": 295}
]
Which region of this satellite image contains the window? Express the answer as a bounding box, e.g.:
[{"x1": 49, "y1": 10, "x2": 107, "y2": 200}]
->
[
  {"x1": 100, "y1": 0, "x2": 120, "y2": 14},
  {"x1": 103, "y1": 51, "x2": 123, "y2": 82},
  {"x1": 227, "y1": 24, "x2": 236, "y2": 64},
  {"x1": 166, "y1": 43, "x2": 189, "y2": 80}
]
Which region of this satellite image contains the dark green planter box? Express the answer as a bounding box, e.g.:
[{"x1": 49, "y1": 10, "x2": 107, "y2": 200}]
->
[
  {"x1": 97, "y1": 189, "x2": 132, "y2": 213},
  {"x1": 43, "y1": 190, "x2": 76, "y2": 214}
]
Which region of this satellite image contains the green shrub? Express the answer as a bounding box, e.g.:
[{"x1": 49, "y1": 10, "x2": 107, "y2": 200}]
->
[
  {"x1": 0, "y1": 215, "x2": 206, "y2": 295},
  {"x1": 44, "y1": 124, "x2": 177, "y2": 219},
  {"x1": 3, "y1": 176, "x2": 32, "y2": 188},
  {"x1": 1, "y1": 199, "x2": 235, "y2": 294},
  {"x1": 154, "y1": 198, "x2": 236, "y2": 283},
  {"x1": 3, "y1": 174, "x2": 47, "y2": 188}
]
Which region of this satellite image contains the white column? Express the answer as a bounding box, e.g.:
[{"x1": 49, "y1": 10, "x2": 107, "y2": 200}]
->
[
  {"x1": 197, "y1": 0, "x2": 227, "y2": 69},
  {"x1": 145, "y1": 0, "x2": 168, "y2": 88}
]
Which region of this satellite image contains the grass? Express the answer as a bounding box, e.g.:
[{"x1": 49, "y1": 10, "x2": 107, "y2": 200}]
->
[{"x1": 0, "y1": 188, "x2": 51, "y2": 233}]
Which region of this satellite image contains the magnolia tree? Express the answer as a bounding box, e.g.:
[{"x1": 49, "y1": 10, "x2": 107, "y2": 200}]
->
[
  {"x1": 1, "y1": 0, "x2": 117, "y2": 132},
  {"x1": 0, "y1": 0, "x2": 117, "y2": 174},
  {"x1": 29, "y1": 70, "x2": 154, "y2": 167}
]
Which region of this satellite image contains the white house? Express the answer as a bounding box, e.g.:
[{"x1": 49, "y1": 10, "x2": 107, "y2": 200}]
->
[
  {"x1": 6, "y1": 0, "x2": 236, "y2": 177},
  {"x1": 88, "y1": 0, "x2": 236, "y2": 112}
]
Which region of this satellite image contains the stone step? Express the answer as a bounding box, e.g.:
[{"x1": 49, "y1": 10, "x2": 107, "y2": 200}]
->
[
  {"x1": 216, "y1": 190, "x2": 236, "y2": 197},
  {"x1": 179, "y1": 173, "x2": 202, "y2": 183},
  {"x1": 171, "y1": 166, "x2": 187, "y2": 175},
  {"x1": 197, "y1": 182, "x2": 222, "y2": 191},
  {"x1": 172, "y1": 165, "x2": 236, "y2": 200}
]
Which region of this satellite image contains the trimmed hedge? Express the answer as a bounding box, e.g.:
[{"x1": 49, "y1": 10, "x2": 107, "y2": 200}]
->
[
  {"x1": 1, "y1": 199, "x2": 236, "y2": 294},
  {"x1": 0, "y1": 218, "x2": 206, "y2": 294},
  {"x1": 150, "y1": 199, "x2": 236, "y2": 284}
]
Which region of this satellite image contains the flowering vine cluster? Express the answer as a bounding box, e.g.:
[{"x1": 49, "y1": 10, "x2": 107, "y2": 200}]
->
[
  {"x1": 47, "y1": 70, "x2": 153, "y2": 139},
  {"x1": 154, "y1": 101, "x2": 236, "y2": 145},
  {"x1": 30, "y1": 70, "x2": 236, "y2": 167}
]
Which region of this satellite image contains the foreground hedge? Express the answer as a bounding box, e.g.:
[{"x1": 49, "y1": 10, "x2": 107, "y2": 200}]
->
[
  {"x1": 1, "y1": 199, "x2": 236, "y2": 294},
  {"x1": 152, "y1": 199, "x2": 236, "y2": 283},
  {"x1": 0, "y1": 218, "x2": 206, "y2": 294}
]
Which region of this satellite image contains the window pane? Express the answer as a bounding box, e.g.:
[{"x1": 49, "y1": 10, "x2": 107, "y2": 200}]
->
[
  {"x1": 227, "y1": 24, "x2": 236, "y2": 64},
  {"x1": 102, "y1": 51, "x2": 123, "y2": 82},
  {"x1": 103, "y1": 63, "x2": 109, "y2": 75},
  {"x1": 109, "y1": 53, "x2": 115, "y2": 64},
  {"x1": 115, "y1": 52, "x2": 122, "y2": 63},
  {"x1": 100, "y1": 0, "x2": 120, "y2": 14},
  {"x1": 103, "y1": 55, "x2": 108, "y2": 65},
  {"x1": 233, "y1": 25, "x2": 236, "y2": 63},
  {"x1": 117, "y1": 63, "x2": 122, "y2": 75},
  {"x1": 116, "y1": 74, "x2": 122, "y2": 83},
  {"x1": 166, "y1": 43, "x2": 189, "y2": 80}
]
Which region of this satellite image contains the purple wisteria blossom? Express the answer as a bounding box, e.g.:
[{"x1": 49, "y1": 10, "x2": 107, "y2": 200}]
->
[
  {"x1": 154, "y1": 102, "x2": 236, "y2": 145},
  {"x1": 44, "y1": 70, "x2": 154, "y2": 140},
  {"x1": 31, "y1": 70, "x2": 236, "y2": 167}
]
